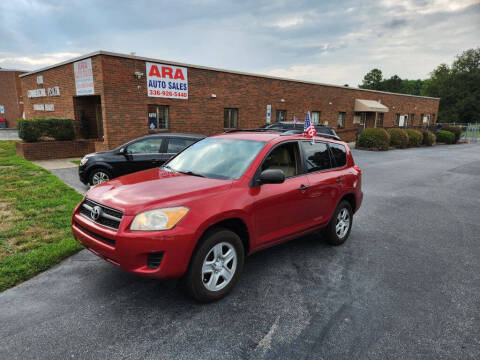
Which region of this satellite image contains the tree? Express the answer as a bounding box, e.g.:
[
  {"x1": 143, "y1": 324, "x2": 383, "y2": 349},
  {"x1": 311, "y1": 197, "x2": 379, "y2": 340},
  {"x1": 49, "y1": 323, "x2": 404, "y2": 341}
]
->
[{"x1": 360, "y1": 69, "x2": 383, "y2": 90}]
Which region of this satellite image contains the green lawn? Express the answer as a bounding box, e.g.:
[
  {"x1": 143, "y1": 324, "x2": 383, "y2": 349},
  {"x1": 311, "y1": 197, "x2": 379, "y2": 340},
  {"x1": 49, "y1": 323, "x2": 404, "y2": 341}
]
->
[
  {"x1": 70, "y1": 160, "x2": 80, "y2": 166},
  {"x1": 0, "y1": 141, "x2": 83, "y2": 291}
]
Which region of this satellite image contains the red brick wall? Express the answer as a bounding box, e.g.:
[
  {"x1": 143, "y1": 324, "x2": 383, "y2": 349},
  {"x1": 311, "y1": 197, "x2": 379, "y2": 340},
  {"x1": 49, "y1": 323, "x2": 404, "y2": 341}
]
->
[
  {"x1": 0, "y1": 71, "x2": 26, "y2": 128},
  {"x1": 22, "y1": 53, "x2": 440, "y2": 149},
  {"x1": 16, "y1": 140, "x2": 96, "y2": 160}
]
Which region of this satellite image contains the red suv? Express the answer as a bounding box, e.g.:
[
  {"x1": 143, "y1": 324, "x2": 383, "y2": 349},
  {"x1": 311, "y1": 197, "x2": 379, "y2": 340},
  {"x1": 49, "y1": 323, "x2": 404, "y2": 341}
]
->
[{"x1": 72, "y1": 131, "x2": 362, "y2": 301}]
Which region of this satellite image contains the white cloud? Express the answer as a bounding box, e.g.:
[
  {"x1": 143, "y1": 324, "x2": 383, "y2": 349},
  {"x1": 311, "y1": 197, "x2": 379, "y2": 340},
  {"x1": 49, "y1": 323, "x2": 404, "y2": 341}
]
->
[
  {"x1": 271, "y1": 16, "x2": 305, "y2": 28},
  {"x1": 0, "y1": 52, "x2": 81, "y2": 70}
]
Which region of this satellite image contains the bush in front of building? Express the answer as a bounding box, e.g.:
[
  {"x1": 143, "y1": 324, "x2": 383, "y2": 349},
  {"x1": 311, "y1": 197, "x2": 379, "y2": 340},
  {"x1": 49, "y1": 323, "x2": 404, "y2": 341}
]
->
[
  {"x1": 357, "y1": 128, "x2": 391, "y2": 150},
  {"x1": 405, "y1": 129, "x2": 423, "y2": 147},
  {"x1": 440, "y1": 125, "x2": 461, "y2": 143},
  {"x1": 422, "y1": 130, "x2": 436, "y2": 146},
  {"x1": 436, "y1": 130, "x2": 455, "y2": 144},
  {"x1": 18, "y1": 118, "x2": 75, "y2": 142},
  {"x1": 387, "y1": 128, "x2": 409, "y2": 148}
]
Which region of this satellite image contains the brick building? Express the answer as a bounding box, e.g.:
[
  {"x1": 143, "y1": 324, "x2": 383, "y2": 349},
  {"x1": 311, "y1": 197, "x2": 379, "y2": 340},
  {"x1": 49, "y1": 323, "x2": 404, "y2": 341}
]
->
[
  {"x1": 20, "y1": 51, "x2": 439, "y2": 150},
  {"x1": 0, "y1": 69, "x2": 26, "y2": 128}
]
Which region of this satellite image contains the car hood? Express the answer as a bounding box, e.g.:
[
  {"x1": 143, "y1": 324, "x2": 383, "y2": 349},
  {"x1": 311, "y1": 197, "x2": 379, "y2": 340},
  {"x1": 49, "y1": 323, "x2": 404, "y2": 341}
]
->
[{"x1": 86, "y1": 168, "x2": 233, "y2": 215}]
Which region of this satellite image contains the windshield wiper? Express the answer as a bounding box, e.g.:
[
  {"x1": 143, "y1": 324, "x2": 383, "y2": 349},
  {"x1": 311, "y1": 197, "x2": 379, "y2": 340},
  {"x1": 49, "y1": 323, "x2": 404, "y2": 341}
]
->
[{"x1": 178, "y1": 170, "x2": 205, "y2": 178}]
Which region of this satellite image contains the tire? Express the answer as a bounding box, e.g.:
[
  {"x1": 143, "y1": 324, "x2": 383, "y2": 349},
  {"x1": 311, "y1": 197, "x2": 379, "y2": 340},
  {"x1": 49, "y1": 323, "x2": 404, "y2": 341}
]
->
[
  {"x1": 89, "y1": 168, "x2": 112, "y2": 185},
  {"x1": 324, "y1": 200, "x2": 353, "y2": 246},
  {"x1": 185, "y1": 228, "x2": 245, "y2": 302}
]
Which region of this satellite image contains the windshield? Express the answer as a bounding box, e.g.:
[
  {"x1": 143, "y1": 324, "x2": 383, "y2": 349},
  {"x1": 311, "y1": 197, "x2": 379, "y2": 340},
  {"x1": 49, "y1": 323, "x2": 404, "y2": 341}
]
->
[{"x1": 165, "y1": 138, "x2": 266, "y2": 179}]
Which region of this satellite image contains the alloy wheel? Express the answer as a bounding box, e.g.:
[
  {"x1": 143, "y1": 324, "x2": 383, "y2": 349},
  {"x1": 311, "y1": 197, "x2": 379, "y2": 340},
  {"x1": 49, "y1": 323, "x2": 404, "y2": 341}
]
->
[
  {"x1": 201, "y1": 242, "x2": 237, "y2": 292},
  {"x1": 92, "y1": 171, "x2": 110, "y2": 185},
  {"x1": 335, "y1": 208, "x2": 350, "y2": 238}
]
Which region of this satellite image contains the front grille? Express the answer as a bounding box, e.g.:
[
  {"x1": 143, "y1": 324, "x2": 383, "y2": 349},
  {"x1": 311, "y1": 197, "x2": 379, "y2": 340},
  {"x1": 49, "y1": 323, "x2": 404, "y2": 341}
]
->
[
  {"x1": 147, "y1": 252, "x2": 164, "y2": 269},
  {"x1": 79, "y1": 199, "x2": 123, "y2": 230},
  {"x1": 75, "y1": 222, "x2": 116, "y2": 247}
]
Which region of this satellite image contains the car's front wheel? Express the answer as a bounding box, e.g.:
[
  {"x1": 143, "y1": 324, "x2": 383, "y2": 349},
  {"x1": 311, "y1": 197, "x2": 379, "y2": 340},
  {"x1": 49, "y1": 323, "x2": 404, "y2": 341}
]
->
[
  {"x1": 324, "y1": 200, "x2": 353, "y2": 245},
  {"x1": 89, "y1": 168, "x2": 111, "y2": 185},
  {"x1": 185, "y1": 228, "x2": 244, "y2": 302}
]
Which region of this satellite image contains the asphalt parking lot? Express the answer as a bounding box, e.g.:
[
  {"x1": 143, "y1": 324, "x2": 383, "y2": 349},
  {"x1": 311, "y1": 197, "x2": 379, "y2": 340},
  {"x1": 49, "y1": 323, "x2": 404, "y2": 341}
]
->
[{"x1": 1, "y1": 144, "x2": 480, "y2": 359}]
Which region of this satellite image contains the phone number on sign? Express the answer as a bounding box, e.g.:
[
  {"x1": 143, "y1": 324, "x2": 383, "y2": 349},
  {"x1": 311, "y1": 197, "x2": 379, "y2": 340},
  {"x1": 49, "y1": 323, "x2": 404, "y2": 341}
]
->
[{"x1": 149, "y1": 89, "x2": 188, "y2": 97}]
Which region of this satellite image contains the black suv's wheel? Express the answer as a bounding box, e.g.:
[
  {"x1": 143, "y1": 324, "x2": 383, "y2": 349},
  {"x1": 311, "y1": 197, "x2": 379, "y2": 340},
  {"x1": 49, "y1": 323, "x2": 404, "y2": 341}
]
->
[
  {"x1": 89, "y1": 168, "x2": 111, "y2": 185},
  {"x1": 325, "y1": 200, "x2": 353, "y2": 246},
  {"x1": 185, "y1": 228, "x2": 245, "y2": 302}
]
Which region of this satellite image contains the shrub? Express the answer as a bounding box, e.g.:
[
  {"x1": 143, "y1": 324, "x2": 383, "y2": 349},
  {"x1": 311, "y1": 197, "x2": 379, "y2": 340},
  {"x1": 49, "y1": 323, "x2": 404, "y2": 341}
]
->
[
  {"x1": 358, "y1": 128, "x2": 391, "y2": 150},
  {"x1": 405, "y1": 129, "x2": 423, "y2": 147},
  {"x1": 440, "y1": 125, "x2": 461, "y2": 143},
  {"x1": 387, "y1": 128, "x2": 409, "y2": 148},
  {"x1": 436, "y1": 130, "x2": 455, "y2": 144},
  {"x1": 18, "y1": 118, "x2": 75, "y2": 142},
  {"x1": 422, "y1": 130, "x2": 436, "y2": 146}
]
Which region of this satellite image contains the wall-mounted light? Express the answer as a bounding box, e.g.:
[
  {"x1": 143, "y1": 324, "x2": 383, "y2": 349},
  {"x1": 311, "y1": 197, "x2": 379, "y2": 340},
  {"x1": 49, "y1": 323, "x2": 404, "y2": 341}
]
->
[
  {"x1": 328, "y1": 102, "x2": 332, "y2": 105},
  {"x1": 280, "y1": 98, "x2": 285, "y2": 102},
  {"x1": 134, "y1": 71, "x2": 144, "y2": 79},
  {"x1": 211, "y1": 94, "x2": 217, "y2": 98}
]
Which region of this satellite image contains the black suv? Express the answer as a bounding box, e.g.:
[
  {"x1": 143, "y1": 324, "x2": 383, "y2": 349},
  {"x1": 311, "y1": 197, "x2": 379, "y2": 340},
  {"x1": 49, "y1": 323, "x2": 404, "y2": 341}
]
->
[
  {"x1": 79, "y1": 133, "x2": 205, "y2": 185},
  {"x1": 264, "y1": 121, "x2": 340, "y2": 140}
]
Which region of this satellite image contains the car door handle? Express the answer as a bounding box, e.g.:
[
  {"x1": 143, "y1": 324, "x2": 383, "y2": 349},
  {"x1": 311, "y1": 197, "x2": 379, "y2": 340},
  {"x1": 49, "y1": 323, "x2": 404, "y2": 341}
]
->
[
  {"x1": 298, "y1": 185, "x2": 309, "y2": 191},
  {"x1": 336, "y1": 177, "x2": 344, "y2": 183}
]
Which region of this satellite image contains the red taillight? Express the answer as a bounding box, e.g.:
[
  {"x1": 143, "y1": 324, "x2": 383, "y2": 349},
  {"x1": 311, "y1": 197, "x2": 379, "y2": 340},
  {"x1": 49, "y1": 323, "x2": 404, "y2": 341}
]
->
[{"x1": 354, "y1": 165, "x2": 362, "y2": 173}]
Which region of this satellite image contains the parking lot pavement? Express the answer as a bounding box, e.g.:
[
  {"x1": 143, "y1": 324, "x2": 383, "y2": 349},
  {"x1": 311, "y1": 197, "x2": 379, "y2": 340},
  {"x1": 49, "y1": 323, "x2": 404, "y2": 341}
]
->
[{"x1": 1, "y1": 144, "x2": 480, "y2": 359}]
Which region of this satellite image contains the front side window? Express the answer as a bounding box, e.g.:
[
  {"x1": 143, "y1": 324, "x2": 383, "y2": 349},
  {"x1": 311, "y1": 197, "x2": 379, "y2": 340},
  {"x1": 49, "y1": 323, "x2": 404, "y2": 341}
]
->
[
  {"x1": 166, "y1": 138, "x2": 196, "y2": 154},
  {"x1": 261, "y1": 142, "x2": 300, "y2": 178},
  {"x1": 311, "y1": 111, "x2": 321, "y2": 125},
  {"x1": 301, "y1": 141, "x2": 332, "y2": 172},
  {"x1": 276, "y1": 110, "x2": 287, "y2": 122},
  {"x1": 377, "y1": 113, "x2": 384, "y2": 127},
  {"x1": 148, "y1": 105, "x2": 168, "y2": 130},
  {"x1": 329, "y1": 143, "x2": 347, "y2": 167},
  {"x1": 224, "y1": 108, "x2": 238, "y2": 129},
  {"x1": 167, "y1": 138, "x2": 265, "y2": 179},
  {"x1": 337, "y1": 112, "x2": 346, "y2": 128},
  {"x1": 127, "y1": 137, "x2": 163, "y2": 154}
]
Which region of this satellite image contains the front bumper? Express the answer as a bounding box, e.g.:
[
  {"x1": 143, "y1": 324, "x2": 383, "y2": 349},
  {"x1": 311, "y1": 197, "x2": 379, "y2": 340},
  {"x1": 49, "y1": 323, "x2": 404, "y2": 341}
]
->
[
  {"x1": 71, "y1": 208, "x2": 197, "y2": 279},
  {"x1": 78, "y1": 166, "x2": 89, "y2": 185}
]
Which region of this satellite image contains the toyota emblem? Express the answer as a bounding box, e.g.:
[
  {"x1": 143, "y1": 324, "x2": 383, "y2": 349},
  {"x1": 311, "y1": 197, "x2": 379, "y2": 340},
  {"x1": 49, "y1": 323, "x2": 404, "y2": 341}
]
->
[{"x1": 90, "y1": 206, "x2": 102, "y2": 221}]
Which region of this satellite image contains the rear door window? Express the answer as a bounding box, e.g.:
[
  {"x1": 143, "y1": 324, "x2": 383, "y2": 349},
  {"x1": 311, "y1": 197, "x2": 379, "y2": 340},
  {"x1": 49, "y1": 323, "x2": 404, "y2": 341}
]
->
[
  {"x1": 126, "y1": 138, "x2": 163, "y2": 154},
  {"x1": 329, "y1": 143, "x2": 347, "y2": 167},
  {"x1": 300, "y1": 141, "x2": 332, "y2": 172},
  {"x1": 166, "y1": 138, "x2": 197, "y2": 154}
]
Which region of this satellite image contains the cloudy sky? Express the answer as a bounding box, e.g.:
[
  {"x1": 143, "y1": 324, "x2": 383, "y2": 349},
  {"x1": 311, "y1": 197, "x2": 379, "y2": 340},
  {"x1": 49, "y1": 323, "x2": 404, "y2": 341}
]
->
[{"x1": 0, "y1": 0, "x2": 479, "y2": 86}]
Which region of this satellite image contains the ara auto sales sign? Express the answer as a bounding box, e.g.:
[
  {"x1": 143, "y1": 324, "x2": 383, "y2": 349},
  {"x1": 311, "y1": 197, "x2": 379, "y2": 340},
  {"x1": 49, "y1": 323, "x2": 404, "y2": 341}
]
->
[{"x1": 146, "y1": 62, "x2": 188, "y2": 99}]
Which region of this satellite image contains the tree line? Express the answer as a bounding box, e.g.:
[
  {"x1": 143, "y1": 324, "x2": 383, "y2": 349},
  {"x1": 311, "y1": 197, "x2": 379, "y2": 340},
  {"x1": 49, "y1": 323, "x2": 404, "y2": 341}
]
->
[{"x1": 359, "y1": 48, "x2": 480, "y2": 124}]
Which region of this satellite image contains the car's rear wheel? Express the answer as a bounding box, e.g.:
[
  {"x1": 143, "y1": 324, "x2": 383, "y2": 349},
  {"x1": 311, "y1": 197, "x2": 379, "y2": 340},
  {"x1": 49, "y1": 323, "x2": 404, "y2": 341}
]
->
[
  {"x1": 185, "y1": 228, "x2": 244, "y2": 302},
  {"x1": 324, "y1": 200, "x2": 353, "y2": 245},
  {"x1": 89, "y1": 168, "x2": 111, "y2": 185}
]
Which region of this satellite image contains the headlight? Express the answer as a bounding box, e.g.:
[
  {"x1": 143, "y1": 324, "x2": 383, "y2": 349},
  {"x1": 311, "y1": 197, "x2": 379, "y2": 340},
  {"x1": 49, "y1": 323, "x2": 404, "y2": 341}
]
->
[
  {"x1": 130, "y1": 207, "x2": 189, "y2": 231},
  {"x1": 80, "y1": 156, "x2": 89, "y2": 166}
]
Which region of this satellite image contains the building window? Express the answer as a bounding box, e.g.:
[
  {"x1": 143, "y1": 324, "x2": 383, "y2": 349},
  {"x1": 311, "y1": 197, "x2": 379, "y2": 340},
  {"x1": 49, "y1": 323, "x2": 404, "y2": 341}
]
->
[
  {"x1": 395, "y1": 113, "x2": 400, "y2": 126},
  {"x1": 337, "y1": 112, "x2": 346, "y2": 128},
  {"x1": 224, "y1": 108, "x2": 238, "y2": 128},
  {"x1": 376, "y1": 113, "x2": 384, "y2": 127},
  {"x1": 354, "y1": 112, "x2": 366, "y2": 125},
  {"x1": 410, "y1": 114, "x2": 415, "y2": 126},
  {"x1": 420, "y1": 113, "x2": 424, "y2": 125},
  {"x1": 148, "y1": 105, "x2": 168, "y2": 130},
  {"x1": 311, "y1": 111, "x2": 321, "y2": 125},
  {"x1": 276, "y1": 110, "x2": 287, "y2": 122},
  {"x1": 431, "y1": 114, "x2": 435, "y2": 124}
]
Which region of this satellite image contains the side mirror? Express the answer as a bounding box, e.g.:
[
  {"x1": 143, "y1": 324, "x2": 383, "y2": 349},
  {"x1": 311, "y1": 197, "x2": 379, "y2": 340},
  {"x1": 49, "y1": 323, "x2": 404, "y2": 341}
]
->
[
  {"x1": 118, "y1": 147, "x2": 126, "y2": 155},
  {"x1": 258, "y1": 169, "x2": 285, "y2": 185}
]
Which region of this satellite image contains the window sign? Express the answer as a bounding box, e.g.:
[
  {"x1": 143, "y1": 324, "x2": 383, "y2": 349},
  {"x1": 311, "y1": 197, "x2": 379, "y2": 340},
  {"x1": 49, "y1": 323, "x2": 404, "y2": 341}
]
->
[
  {"x1": 33, "y1": 104, "x2": 45, "y2": 111},
  {"x1": 0, "y1": 105, "x2": 4, "y2": 114},
  {"x1": 146, "y1": 62, "x2": 188, "y2": 99},
  {"x1": 37, "y1": 75, "x2": 43, "y2": 84},
  {"x1": 266, "y1": 105, "x2": 271, "y2": 123},
  {"x1": 74, "y1": 58, "x2": 94, "y2": 95},
  {"x1": 148, "y1": 105, "x2": 169, "y2": 129},
  {"x1": 45, "y1": 104, "x2": 54, "y2": 111}
]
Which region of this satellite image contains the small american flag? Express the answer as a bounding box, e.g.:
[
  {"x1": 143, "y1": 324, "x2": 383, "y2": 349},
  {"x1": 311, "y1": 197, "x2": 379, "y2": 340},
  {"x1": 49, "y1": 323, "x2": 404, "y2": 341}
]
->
[
  {"x1": 304, "y1": 112, "x2": 317, "y2": 138},
  {"x1": 293, "y1": 115, "x2": 298, "y2": 124}
]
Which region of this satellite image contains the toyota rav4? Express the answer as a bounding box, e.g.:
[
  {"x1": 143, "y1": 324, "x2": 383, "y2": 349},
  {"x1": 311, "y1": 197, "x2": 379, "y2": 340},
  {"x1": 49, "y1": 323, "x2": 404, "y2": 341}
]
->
[{"x1": 71, "y1": 131, "x2": 363, "y2": 302}]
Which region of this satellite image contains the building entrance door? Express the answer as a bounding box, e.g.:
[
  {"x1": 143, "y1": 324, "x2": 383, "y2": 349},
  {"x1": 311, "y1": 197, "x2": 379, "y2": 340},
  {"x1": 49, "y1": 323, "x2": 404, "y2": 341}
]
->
[{"x1": 73, "y1": 95, "x2": 102, "y2": 139}]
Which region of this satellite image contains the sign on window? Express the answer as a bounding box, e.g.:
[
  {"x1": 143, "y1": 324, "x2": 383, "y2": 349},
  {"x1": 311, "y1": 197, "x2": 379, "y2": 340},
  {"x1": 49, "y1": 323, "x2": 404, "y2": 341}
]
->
[
  {"x1": 74, "y1": 58, "x2": 94, "y2": 95},
  {"x1": 146, "y1": 62, "x2": 188, "y2": 99}
]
